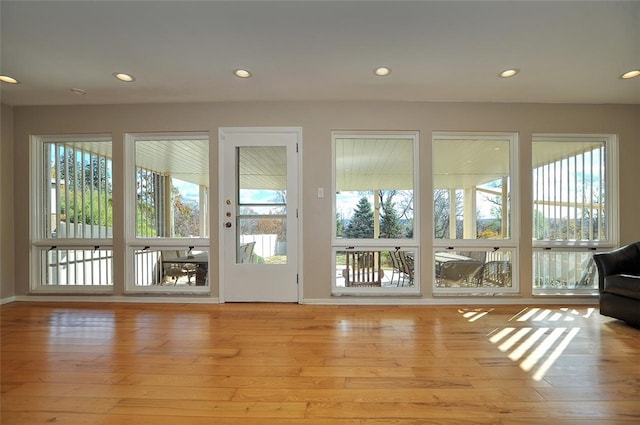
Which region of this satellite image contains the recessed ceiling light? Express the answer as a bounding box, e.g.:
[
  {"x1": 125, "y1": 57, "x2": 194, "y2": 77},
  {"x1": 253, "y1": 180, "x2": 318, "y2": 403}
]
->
[
  {"x1": 70, "y1": 88, "x2": 87, "y2": 95},
  {"x1": 113, "y1": 72, "x2": 135, "y2": 82},
  {"x1": 620, "y1": 69, "x2": 640, "y2": 79},
  {"x1": 234, "y1": 69, "x2": 251, "y2": 78},
  {"x1": 499, "y1": 68, "x2": 520, "y2": 78},
  {"x1": 374, "y1": 67, "x2": 391, "y2": 77},
  {"x1": 0, "y1": 75, "x2": 20, "y2": 84}
]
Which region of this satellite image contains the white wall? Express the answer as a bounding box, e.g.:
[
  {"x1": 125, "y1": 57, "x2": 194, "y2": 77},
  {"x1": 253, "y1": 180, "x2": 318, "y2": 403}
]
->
[{"x1": 9, "y1": 101, "x2": 640, "y2": 302}]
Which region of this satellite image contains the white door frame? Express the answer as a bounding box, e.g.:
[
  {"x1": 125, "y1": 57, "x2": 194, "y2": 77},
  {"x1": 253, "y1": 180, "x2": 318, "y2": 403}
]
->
[{"x1": 218, "y1": 127, "x2": 303, "y2": 303}]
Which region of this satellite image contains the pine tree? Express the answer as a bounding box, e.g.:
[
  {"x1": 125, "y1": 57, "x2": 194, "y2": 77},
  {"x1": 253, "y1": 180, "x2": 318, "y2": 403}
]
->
[
  {"x1": 380, "y1": 199, "x2": 403, "y2": 238},
  {"x1": 344, "y1": 197, "x2": 374, "y2": 238}
]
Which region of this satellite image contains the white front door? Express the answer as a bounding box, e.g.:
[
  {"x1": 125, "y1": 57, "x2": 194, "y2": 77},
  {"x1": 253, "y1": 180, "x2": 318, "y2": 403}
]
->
[{"x1": 219, "y1": 127, "x2": 300, "y2": 302}]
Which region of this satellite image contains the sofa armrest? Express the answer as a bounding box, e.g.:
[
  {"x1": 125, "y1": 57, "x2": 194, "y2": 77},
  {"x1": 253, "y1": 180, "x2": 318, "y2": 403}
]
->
[
  {"x1": 603, "y1": 274, "x2": 640, "y2": 300},
  {"x1": 593, "y1": 243, "x2": 640, "y2": 292}
]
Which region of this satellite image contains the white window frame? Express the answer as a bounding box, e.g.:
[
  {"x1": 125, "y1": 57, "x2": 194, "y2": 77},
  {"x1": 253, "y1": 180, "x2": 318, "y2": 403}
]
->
[
  {"x1": 124, "y1": 132, "x2": 211, "y2": 294},
  {"x1": 432, "y1": 132, "x2": 519, "y2": 295},
  {"x1": 331, "y1": 130, "x2": 420, "y2": 296},
  {"x1": 30, "y1": 134, "x2": 114, "y2": 293},
  {"x1": 531, "y1": 133, "x2": 619, "y2": 296}
]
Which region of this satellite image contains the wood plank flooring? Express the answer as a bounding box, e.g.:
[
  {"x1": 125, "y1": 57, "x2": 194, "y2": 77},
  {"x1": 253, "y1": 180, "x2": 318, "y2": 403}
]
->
[{"x1": 1, "y1": 302, "x2": 639, "y2": 424}]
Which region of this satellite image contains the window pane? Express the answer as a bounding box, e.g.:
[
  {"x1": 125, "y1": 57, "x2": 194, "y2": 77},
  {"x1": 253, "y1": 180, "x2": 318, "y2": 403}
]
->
[
  {"x1": 531, "y1": 135, "x2": 613, "y2": 296},
  {"x1": 532, "y1": 140, "x2": 606, "y2": 241},
  {"x1": 44, "y1": 140, "x2": 113, "y2": 239},
  {"x1": 135, "y1": 137, "x2": 209, "y2": 238},
  {"x1": 433, "y1": 138, "x2": 510, "y2": 240},
  {"x1": 533, "y1": 250, "x2": 597, "y2": 290},
  {"x1": 134, "y1": 248, "x2": 209, "y2": 287},
  {"x1": 335, "y1": 137, "x2": 414, "y2": 240},
  {"x1": 335, "y1": 248, "x2": 416, "y2": 288},
  {"x1": 435, "y1": 250, "x2": 512, "y2": 289},
  {"x1": 40, "y1": 248, "x2": 113, "y2": 286}
]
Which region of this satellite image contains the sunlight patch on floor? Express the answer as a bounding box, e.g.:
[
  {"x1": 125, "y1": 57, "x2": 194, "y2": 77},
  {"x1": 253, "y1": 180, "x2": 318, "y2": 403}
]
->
[{"x1": 478, "y1": 306, "x2": 587, "y2": 381}]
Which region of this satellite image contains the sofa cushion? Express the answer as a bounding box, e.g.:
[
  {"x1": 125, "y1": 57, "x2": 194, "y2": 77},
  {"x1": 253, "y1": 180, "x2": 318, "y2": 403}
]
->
[{"x1": 603, "y1": 274, "x2": 640, "y2": 300}]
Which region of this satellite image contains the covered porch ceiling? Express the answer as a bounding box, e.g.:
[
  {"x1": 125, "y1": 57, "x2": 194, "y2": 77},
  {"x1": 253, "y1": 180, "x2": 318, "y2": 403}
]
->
[
  {"x1": 64, "y1": 137, "x2": 604, "y2": 192},
  {"x1": 135, "y1": 139, "x2": 209, "y2": 187}
]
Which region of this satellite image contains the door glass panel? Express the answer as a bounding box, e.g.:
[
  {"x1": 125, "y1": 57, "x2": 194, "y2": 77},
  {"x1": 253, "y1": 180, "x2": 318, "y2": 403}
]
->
[
  {"x1": 240, "y1": 189, "x2": 285, "y2": 204},
  {"x1": 237, "y1": 146, "x2": 287, "y2": 265}
]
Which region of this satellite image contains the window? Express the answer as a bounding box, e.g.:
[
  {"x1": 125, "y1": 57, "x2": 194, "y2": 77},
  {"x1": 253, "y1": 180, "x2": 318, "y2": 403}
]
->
[
  {"x1": 432, "y1": 132, "x2": 518, "y2": 295},
  {"x1": 532, "y1": 134, "x2": 618, "y2": 295},
  {"x1": 126, "y1": 133, "x2": 210, "y2": 293},
  {"x1": 332, "y1": 131, "x2": 419, "y2": 295},
  {"x1": 31, "y1": 135, "x2": 114, "y2": 291}
]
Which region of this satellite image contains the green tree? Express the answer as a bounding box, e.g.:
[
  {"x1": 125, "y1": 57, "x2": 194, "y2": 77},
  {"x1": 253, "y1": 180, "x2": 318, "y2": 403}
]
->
[
  {"x1": 344, "y1": 197, "x2": 374, "y2": 239},
  {"x1": 336, "y1": 212, "x2": 344, "y2": 237},
  {"x1": 379, "y1": 198, "x2": 403, "y2": 238},
  {"x1": 60, "y1": 192, "x2": 113, "y2": 226},
  {"x1": 136, "y1": 170, "x2": 159, "y2": 236}
]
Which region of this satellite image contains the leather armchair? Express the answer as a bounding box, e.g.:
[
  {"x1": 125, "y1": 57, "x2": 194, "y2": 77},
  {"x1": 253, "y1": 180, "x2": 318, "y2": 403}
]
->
[{"x1": 593, "y1": 242, "x2": 640, "y2": 327}]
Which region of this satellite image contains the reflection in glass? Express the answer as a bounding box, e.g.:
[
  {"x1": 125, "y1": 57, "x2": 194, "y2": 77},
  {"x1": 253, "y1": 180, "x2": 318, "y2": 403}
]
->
[{"x1": 237, "y1": 146, "x2": 287, "y2": 264}]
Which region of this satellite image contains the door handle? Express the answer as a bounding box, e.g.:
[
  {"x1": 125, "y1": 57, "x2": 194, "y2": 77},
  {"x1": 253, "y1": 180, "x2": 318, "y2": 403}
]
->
[{"x1": 224, "y1": 222, "x2": 232, "y2": 228}]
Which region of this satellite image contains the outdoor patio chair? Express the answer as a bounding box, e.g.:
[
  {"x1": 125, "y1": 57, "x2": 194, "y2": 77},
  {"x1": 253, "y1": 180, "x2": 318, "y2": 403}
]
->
[
  {"x1": 398, "y1": 251, "x2": 415, "y2": 286},
  {"x1": 388, "y1": 250, "x2": 404, "y2": 286},
  {"x1": 343, "y1": 250, "x2": 383, "y2": 287},
  {"x1": 238, "y1": 241, "x2": 256, "y2": 263}
]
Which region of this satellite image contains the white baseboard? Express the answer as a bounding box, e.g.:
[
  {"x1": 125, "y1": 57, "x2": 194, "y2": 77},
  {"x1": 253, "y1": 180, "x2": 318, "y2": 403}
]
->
[
  {"x1": 302, "y1": 297, "x2": 599, "y2": 306},
  {"x1": 1, "y1": 296, "x2": 17, "y2": 305},
  {"x1": 14, "y1": 295, "x2": 221, "y2": 304},
  {"x1": 6, "y1": 295, "x2": 598, "y2": 306}
]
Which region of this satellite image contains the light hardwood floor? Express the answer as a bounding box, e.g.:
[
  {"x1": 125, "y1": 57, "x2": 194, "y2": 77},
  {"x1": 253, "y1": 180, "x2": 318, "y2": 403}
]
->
[{"x1": 1, "y1": 302, "x2": 639, "y2": 424}]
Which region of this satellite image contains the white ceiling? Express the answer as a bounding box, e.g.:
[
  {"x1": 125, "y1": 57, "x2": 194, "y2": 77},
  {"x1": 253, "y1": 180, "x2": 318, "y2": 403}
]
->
[{"x1": 1, "y1": 0, "x2": 639, "y2": 107}]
